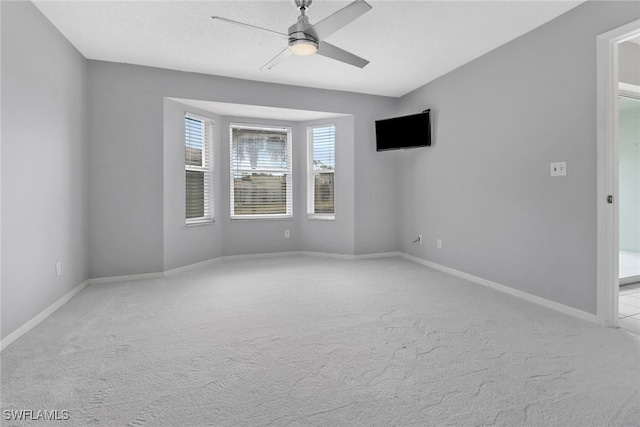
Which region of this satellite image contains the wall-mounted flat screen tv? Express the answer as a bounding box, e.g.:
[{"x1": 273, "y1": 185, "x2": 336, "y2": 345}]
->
[{"x1": 375, "y1": 110, "x2": 431, "y2": 151}]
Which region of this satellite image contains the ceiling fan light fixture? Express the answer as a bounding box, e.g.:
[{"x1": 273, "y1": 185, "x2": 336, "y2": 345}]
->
[{"x1": 289, "y1": 40, "x2": 317, "y2": 56}]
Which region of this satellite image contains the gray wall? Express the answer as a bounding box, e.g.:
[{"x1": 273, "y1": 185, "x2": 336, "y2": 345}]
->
[
  {"x1": 297, "y1": 116, "x2": 356, "y2": 255},
  {"x1": 217, "y1": 115, "x2": 301, "y2": 258},
  {"x1": 396, "y1": 1, "x2": 640, "y2": 314},
  {"x1": 89, "y1": 61, "x2": 398, "y2": 278},
  {"x1": 619, "y1": 41, "x2": 640, "y2": 86},
  {"x1": 87, "y1": 63, "x2": 165, "y2": 277},
  {"x1": 1, "y1": 1, "x2": 89, "y2": 339},
  {"x1": 354, "y1": 113, "x2": 401, "y2": 255},
  {"x1": 163, "y1": 100, "x2": 223, "y2": 271},
  {"x1": 8, "y1": 0, "x2": 628, "y2": 342},
  {"x1": 163, "y1": 101, "x2": 357, "y2": 269},
  {"x1": 619, "y1": 97, "x2": 640, "y2": 253}
]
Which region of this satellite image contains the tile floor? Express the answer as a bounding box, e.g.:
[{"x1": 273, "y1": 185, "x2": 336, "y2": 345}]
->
[
  {"x1": 618, "y1": 250, "x2": 640, "y2": 334},
  {"x1": 620, "y1": 250, "x2": 640, "y2": 284},
  {"x1": 619, "y1": 283, "x2": 640, "y2": 334}
]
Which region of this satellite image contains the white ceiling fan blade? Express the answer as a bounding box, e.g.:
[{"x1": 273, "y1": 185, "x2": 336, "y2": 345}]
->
[
  {"x1": 311, "y1": 0, "x2": 372, "y2": 40},
  {"x1": 211, "y1": 16, "x2": 288, "y2": 40},
  {"x1": 316, "y1": 42, "x2": 369, "y2": 68},
  {"x1": 260, "y1": 48, "x2": 293, "y2": 70}
]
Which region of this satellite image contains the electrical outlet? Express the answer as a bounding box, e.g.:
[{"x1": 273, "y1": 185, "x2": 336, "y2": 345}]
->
[
  {"x1": 285, "y1": 230, "x2": 290, "y2": 239},
  {"x1": 55, "y1": 262, "x2": 62, "y2": 277},
  {"x1": 437, "y1": 239, "x2": 443, "y2": 249}
]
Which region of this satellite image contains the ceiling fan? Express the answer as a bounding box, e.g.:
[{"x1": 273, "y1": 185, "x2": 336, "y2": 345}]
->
[{"x1": 212, "y1": 0, "x2": 372, "y2": 70}]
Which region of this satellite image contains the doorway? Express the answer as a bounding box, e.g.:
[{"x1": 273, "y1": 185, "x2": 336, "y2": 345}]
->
[
  {"x1": 617, "y1": 90, "x2": 640, "y2": 333},
  {"x1": 596, "y1": 20, "x2": 640, "y2": 332}
]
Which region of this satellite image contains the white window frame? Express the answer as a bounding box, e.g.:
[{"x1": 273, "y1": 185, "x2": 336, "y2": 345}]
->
[
  {"x1": 229, "y1": 123, "x2": 293, "y2": 220},
  {"x1": 185, "y1": 113, "x2": 214, "y2": 226},
  {"x1": 307, "y1": 124, "x2": 336, "y2": 220}
]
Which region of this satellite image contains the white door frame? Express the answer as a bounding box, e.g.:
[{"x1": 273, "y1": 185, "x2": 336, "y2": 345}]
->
[{"x1": 596, "y1": 20, "x2": 640, "y2": 327}]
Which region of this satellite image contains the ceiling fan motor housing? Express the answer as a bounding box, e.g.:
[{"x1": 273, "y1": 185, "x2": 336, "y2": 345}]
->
[{"x1": 288, "y1": 15, "x2": 319, "y2": 51}]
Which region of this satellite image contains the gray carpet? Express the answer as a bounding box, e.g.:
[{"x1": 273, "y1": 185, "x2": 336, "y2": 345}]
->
[{"x1": 1, "y1": 256, "x2": 639, "y2": 426}]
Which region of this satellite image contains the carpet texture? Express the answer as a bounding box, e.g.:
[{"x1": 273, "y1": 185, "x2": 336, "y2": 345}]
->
[{"x1": 1, "y1": 256, "x2": 639, "y2": 426}]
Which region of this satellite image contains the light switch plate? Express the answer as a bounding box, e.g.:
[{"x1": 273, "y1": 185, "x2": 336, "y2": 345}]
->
[{"x1": 550, "y1": 161, "x2": 567, "y2": 177}]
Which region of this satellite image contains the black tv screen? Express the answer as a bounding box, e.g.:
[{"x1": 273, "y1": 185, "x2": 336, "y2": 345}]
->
[{"x1": 375, "y1": 110, "x2": 431, "y2": 151}]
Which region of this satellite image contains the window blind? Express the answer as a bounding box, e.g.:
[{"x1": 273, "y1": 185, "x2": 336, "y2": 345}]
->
[
  {"x1": 308, "y1": 125, "x2": 335, "y2": 218},
  {"x1": 185, "y1": 114, "x2": 214, "y2": 223},
  {"x1": 230, "y1": 124, "x2": 292, "y2": 219}
]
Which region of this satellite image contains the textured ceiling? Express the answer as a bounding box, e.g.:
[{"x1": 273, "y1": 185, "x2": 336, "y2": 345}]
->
[{"x1": 34, "y1": 1, "x2": 584, "y2": 97}]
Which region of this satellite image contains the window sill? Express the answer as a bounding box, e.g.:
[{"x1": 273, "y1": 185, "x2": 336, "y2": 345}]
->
[
  {"x1": 186, "y1": 218, "x2": 215, "y2": 227},
  {"x1": 308, "y1": 214, "x2": 335, "y2": 221},
  {"x1": 231, "y1": 215, "x2": 293, "y2": 221}
]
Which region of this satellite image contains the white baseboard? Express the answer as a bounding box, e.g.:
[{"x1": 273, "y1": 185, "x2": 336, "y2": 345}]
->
[
  {"x1": 296, "y1": 250, "x2": 403, "y2": 260},
  {"x1": 355, "y1": 251, "x2": 403, "y2": 260},
  {"x1": 221, "y1": 251, "x2": 300, "y2": 262},
  {"x1": 1, "y1": 279, "x2": 89, "y2": 351},
  {"x1": 401, "y1": 253, "x2": 598, "y2": 324},
  {"x1": 299, "y1": 251, "x2": 402, "y2": 260},
  {"x1": 88, "y1": 271, "x2": 164, "y2": 285},
  {"x1": 91, "y1": 251, "x2": 305, "y2": 284},
  {"x1": 90, "y1": 255, "x2": 287, "y2": 283},
  {"x1": 3, "y1": 251, "x2": 600, "y2": 353},
  {"x1": 620, "y1": 276, "x2": 640, "y2": 286},
  {"x1": 213, "y1": 250, "x2": 597, "y2": 326},
  {"x1": 90, "y1": 251, "x2": 404, "y2": 285},
  {"x1": 299, "y1": 251, "x2": 355, "y2": 260},
  {"x1": 166, "y1": 251, "x2": 394, "y2": 272},
  {"x1": 164, "y1": 257, "x2": 222, "y2": 277}
]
